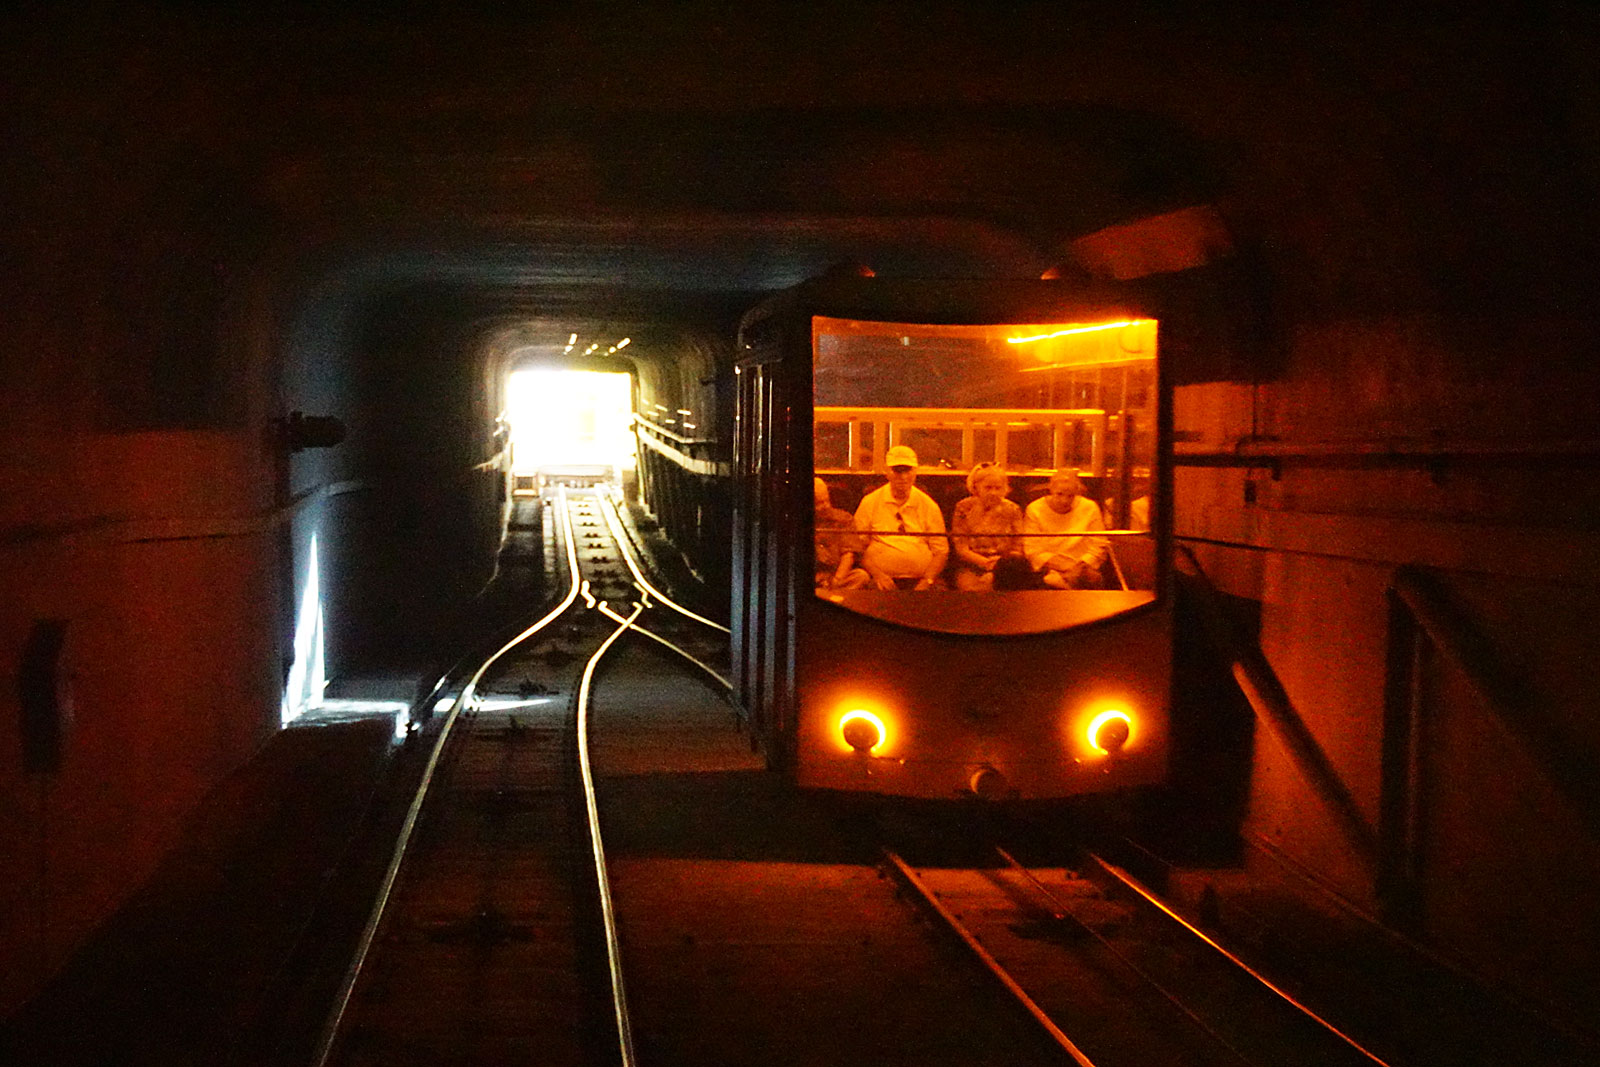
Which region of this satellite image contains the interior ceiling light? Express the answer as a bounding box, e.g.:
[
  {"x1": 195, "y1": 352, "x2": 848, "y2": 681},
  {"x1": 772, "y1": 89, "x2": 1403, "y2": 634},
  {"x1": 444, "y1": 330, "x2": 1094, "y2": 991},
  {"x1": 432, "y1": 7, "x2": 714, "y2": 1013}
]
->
[{"x1": 1007, "y1": 320, "x2": 1145, "y2": 344}]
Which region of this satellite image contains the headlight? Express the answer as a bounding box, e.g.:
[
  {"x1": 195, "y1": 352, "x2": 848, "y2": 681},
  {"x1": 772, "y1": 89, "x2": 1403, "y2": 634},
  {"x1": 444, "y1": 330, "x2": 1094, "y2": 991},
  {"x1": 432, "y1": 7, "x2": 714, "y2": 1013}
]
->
[
  {"x1": 969, "y1": 765, "x2": 1008, "y2": 799},
  {"x1": 839, "y1": 709, "x2": 887, "y2": 753},
  {"x1": 1086, "y1": 708, "x2": 1133, "y2": 755}
]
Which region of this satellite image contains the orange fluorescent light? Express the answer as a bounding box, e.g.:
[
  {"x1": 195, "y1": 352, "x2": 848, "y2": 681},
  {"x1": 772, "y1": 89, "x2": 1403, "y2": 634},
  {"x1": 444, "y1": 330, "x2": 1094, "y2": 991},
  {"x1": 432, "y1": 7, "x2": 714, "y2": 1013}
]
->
[{"x1": 1008, "y1": 320, "x2": 1145, "y2": 344}]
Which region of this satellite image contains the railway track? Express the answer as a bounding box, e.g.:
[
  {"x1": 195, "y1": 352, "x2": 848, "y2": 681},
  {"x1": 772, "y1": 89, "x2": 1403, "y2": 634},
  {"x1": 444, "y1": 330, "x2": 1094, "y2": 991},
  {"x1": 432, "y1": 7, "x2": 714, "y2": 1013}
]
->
[
  {"x1": 1103, "y1": 831, "x2": 1600, "y2": 1067},
  {"x1": 883, "y1": 838, "x2": 1396, "y2": 1067},
  {"x1": 309, "y1": 488, "x2": 731, "y2": 1067},
  {"x1": 304, "y1": 479, "x2": 1361, "y2": 1066},
  {"x1": 293, "y1": 488, "x2": 1067, "y2": 1067},
  {"x1": 286, "y1": 485, "x2": 1581, "y2": 1067}
]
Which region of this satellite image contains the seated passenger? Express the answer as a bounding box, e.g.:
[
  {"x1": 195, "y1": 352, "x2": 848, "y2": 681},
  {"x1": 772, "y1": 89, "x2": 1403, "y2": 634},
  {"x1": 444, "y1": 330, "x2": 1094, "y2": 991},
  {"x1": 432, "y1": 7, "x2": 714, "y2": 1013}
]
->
[
  {"x1": 853, "y1": 445, "x2": 948, "y2": 590},
  {"x1": 1104, "y1": 479, "x2": 1151, "y2": 532},
  {"x1": 1024, "y1": 472, "x2": 1109, "y2": 589},
  {"x1": 814, "y1": 477, "x2": 869, "y2": 591},
  {"x1": 950, "y1": 462, "x2": 1025, "y2": 591},
  {"x1": 1129, "y1": 495, "x2": 1150, "y2": 532}
]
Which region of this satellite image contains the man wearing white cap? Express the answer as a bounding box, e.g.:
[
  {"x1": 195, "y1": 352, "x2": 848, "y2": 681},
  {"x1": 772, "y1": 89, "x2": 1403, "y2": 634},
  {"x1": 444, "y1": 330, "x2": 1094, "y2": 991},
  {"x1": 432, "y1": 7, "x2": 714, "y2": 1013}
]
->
[{"x1": 852, "y1": 444, "x2": 948, "y2": 590}]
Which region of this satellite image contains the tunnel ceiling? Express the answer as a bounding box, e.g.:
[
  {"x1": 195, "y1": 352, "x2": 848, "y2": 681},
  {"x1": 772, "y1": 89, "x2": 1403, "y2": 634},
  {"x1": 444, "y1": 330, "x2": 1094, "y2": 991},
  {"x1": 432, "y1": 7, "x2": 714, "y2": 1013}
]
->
[
  {"x1": 300, "y1": 207, "x2": 1102, "y2": 387},
  {"x1": 275, "y1": 98, "x2": 1225, "y2": 347},
  {"x1": 268, "y1": 105, "x2": 1222, "y2": 241},
  {"x1": 6, "y1": 4, "x2": 1324, "y2": 422},
  {"x1": 322, "y1": 214, "x2": 1049, "y2": 294},
  {"x1": 313, "y1": 211, "x2": 1058, "y2": 333},
  {"x1": 8, "y1": 5, "x2": 1261, "y2": 402}
]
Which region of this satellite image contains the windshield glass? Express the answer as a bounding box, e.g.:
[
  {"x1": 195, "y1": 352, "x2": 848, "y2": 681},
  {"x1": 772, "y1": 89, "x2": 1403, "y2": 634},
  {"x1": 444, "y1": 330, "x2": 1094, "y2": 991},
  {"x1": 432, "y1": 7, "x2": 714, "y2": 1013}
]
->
[{"x1": 811, "y1": 315, "x2": 1158, "y2": 635}]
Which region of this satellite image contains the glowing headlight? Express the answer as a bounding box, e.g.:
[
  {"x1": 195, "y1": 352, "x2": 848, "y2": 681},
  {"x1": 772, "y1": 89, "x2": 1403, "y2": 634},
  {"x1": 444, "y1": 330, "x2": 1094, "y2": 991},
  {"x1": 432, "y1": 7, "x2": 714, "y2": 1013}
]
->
[
  {"x1": 1086, "y1": 708, "x2": 1133, "y2": 755},
  {"x1": 839, "y1": 710, "x2": 887, "y2": 753},
  {"x1": 969, "y1": 765, "x2": 1008, "y2": 799}
]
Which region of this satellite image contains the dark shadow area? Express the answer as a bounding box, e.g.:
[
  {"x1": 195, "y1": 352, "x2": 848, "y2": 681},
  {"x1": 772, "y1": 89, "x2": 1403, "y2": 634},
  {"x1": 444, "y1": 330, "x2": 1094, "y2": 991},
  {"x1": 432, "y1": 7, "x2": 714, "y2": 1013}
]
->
[
  {"x1": 598, "y1": 770, "x2": 877, "y2": 865},
  {"x1": 599, "y1": 766, "x2": 1138, "y2": 874},
  {"x1": 0, "y1": 720, "x2": 398, "y2": 1067},
  {"x1": 1133, "y1": 577, "x2": 1257, "y2": 866}
]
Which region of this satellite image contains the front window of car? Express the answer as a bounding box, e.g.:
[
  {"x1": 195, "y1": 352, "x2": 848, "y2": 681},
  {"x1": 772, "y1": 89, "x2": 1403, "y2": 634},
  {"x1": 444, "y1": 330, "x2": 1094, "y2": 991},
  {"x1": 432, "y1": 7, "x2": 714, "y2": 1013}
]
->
[{"x1": 810, "y1": 315, "x2": 1158, "y2": 635}]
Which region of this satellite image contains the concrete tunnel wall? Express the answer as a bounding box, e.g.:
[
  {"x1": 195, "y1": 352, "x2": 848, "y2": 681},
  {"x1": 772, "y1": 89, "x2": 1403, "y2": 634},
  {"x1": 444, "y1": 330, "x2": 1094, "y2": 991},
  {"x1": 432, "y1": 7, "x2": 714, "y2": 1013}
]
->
[
  {"x1": 3, "y1": 3, "x2": 1600, "y2": 1022},
  {"x1": 629, "y1": 328, "x2": 736, "y2": 597},
  {"x1": 278, "y1": 275, "x2": 514, "y2": 690}
]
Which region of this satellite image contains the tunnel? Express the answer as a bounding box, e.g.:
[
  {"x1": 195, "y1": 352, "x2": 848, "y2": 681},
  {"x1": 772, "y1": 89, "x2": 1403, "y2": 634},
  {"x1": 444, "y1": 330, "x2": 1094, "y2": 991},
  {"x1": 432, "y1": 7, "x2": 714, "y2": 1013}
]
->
[{"x1": 3, "y1": 3, "x2": 1599, "y2": 1055}]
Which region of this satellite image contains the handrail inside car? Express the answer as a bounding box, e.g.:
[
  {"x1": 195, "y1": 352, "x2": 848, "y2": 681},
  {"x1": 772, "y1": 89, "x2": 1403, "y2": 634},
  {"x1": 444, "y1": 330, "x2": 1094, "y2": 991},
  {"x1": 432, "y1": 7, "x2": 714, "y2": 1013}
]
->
[{"x1": 814, "y1": 405, "x2": 1123, "y2": 477}]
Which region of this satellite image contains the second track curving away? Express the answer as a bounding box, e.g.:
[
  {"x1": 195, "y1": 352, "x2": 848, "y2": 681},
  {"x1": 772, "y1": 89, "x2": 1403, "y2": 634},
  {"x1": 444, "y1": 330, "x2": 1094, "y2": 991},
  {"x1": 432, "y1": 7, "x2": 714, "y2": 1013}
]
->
[{"x1": 310, "y1": 488, "x2": 732, "y2": 1067}]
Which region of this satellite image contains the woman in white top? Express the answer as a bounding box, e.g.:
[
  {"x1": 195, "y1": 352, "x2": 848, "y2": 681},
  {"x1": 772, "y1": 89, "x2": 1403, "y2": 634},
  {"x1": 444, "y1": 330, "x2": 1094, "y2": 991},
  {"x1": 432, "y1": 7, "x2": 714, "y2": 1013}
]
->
[{"x1": 1023, "y1": 472, "x2": 1109, "y2": 589}]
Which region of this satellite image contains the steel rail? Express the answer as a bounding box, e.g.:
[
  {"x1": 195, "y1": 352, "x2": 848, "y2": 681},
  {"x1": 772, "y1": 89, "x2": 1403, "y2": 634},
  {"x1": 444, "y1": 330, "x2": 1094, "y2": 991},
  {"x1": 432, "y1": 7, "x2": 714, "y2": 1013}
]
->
[
  {"x1": 1085, "y1": 853, "x2": 1394, "y2": 1067},
  {"x1": 596, "y1": 487, "x2": 731, "y2": 634},
  {"x1": 595, "y1": 601, "x2": 733, "y2": 694},
  {"x1": 576, "y1": 600, "x2": 646, "y2": 1067},
  {"x1": 991, "y1": 847, "x2": 1257, "y2": 1067},
  {"x1": 309, "y1": 489, "x2": 585, "y2": 1067},
  {"x1": 881, "y1": 849, "x2": 1099, "y2": 1067}
]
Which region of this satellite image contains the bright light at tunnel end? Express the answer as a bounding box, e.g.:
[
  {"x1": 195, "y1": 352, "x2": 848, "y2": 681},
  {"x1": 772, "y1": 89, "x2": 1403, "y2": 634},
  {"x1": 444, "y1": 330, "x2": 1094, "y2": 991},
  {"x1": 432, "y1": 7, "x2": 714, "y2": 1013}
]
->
[{"x1": 506, "y1": 368, "x2": 635, "y2": 475}]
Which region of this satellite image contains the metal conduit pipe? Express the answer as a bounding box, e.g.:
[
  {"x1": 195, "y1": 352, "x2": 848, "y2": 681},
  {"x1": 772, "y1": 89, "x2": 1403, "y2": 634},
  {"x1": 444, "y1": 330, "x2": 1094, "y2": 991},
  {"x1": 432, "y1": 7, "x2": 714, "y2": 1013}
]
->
[{"x1": 1174, "y1": 543, "x2": 1380, "y2": 868}]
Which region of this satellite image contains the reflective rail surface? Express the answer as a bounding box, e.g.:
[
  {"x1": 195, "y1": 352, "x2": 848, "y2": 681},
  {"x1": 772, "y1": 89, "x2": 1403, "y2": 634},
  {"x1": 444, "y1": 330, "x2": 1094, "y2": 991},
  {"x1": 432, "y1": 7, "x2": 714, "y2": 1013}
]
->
[
  {"x1": 882, "y1": 849, "x2": 1101, "y2": 1067},
  {"x1": 577, "y1": 602, "x2": 646, "y2": 1067},
  {"x1": 883, "y1": 841, "x2": 1399, "y2": 1067},
  {"x1": 1081, "y1": 852, "x2": 1393, "y2": 1067},
  {"x1": 311, "y1": 488, "x2": 587, "y2": 1067},
  {"x1": 309, "y1": 488, "x2": 736, "y2": 1067}
]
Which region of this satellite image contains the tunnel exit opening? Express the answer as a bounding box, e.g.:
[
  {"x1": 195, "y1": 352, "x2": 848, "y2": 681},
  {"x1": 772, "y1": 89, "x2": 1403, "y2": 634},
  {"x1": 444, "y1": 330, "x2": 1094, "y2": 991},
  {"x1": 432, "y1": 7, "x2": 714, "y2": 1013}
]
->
[{"x1": 505, "y1": 368, "x2": 637, "y2": 489}]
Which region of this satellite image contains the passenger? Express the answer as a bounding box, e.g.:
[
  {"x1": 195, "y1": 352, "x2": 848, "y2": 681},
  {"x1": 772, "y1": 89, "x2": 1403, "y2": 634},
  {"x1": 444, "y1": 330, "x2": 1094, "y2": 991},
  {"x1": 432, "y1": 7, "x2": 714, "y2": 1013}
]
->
[
  {"x1": 950, "y1": 462, "x2": 1025, "y2": 591},
  {"x1": 1105, "y1": 480, "x2": 1151, "y2": 532},
  {"x1": 1023, "y1": 471, "x2": 1109, "y2": 589},
  {"x1": 853, "y1": 445, "x2": 948, "y2": 590},
  {"x1": 1129, "y1": 495, "x2": 1151, "y2": 533},
  {"x1": 814, "y1": 477, "x2": 870, "y2": 592}
]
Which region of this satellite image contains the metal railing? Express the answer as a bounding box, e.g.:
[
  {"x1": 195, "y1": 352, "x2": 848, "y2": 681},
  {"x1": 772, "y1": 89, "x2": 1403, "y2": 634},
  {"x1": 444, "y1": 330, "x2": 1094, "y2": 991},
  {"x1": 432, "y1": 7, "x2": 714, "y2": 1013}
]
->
[{"x1": 815, "y1": 405, "x2": 1125, "y2": 477}]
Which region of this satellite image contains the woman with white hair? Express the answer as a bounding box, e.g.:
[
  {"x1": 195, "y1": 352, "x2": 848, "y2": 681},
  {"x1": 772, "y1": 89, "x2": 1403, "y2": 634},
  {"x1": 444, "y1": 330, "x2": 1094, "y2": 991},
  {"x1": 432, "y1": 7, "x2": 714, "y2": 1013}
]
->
[{"x1": 950, "y1": 462, "x2": 1025, "y2": 591}]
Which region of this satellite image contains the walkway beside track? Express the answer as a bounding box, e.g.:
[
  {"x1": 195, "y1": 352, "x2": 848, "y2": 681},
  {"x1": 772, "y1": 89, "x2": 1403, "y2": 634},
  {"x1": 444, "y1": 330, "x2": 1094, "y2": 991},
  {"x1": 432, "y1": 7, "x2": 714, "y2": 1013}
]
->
[{"x1": 0, "y1": 719, "x2": 399, "y2": 1067}]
